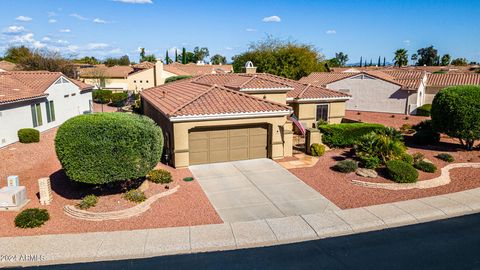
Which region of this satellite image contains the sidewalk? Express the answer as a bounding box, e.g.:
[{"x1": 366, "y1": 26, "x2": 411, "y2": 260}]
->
[{"x1": 1, "y1": 188, "x2": 480, "y2": 268}]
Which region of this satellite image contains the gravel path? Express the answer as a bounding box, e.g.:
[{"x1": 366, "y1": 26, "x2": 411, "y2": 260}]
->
[{"x1": 344, "y1": 110, "x2": 429, "y2": 128}]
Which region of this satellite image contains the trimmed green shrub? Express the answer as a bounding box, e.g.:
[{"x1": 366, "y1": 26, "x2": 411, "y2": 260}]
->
[
  {"x1": 386, "y1": 160, "x2": 419, "y2": 183},
  {"x1": 92, "y1": 89, "x2": 112, "y2": 104},
  {"x1": 414, "y1": 160, "x2": 437, "y2": 173},
  {"x1": 77, "y1": 195, "x2": 98, "y2": 210},
  {"x1": 332, "y1": 160, "x2": 358, "y2": 173},
  {"x1": 401, "y1": 153, "x2": 414, "y2": 165},
  {"x1": 165, "y1": 75, "x2": 192, "y2": 83},
  {"x1": 55, "y1": 113, "x2": 163, "y2": 185},
  {"x1": 123, "y1": 189, "x2": 146, "y2": 203},
  {"x1": 355, "y1": 131, "x2": 407, "y2": 164},
  {"x1": 412, "y1": 120, "x2": 440, "y2": 145},
  {"x1": 319, "y1": 123, "x2": 385, "y2": 147},
  {"x1": 310, "y1": 143, "x2": 325, "y2": 157},
  {"x1": 400, "y1": 124, "x2": 415, "y2": 134},
  {"x1": 436, "y1": 153, "x2": 454, "y2": 162},
  {"x1": 18, "y1": 128, "x2": 40, "y2": 143},
  {"x1": 431, "y1": 85, "x2": 480, "y2": 150},
  {"x1": 147, "y1": 169, "x2": 172, "y2": 184},
  {"x1": 14, "y1": 208, "x2": 50, "y2": 228},
  {"x1": 316, "y1": 119, "x2": 328, "y2": 127},
  {"x1": 359, "y1": 155, "x2": 381, "y2": 169},
  {"x1": 110, "y1": 92, "x2": 128, "y2": 107},
  {"x1": 416, "y1": 104, "x2": 432, "y2": 116}
]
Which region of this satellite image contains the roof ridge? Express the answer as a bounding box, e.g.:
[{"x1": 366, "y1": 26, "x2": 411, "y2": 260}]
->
[
  {"x1": 213, "y1": 84, "x2": 291, "y2": 110},
  {"x1": 297, "y1": 84, "x2": 311, "y2": 99},
  {"x1": 170, "y1": 84, "x2": 217, "y2": 116}
]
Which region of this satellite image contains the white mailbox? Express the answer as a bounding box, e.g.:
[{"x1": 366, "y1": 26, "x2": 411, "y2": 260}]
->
[{"x1": 0, "y1": 186, "x2": 27, "y2": 208}]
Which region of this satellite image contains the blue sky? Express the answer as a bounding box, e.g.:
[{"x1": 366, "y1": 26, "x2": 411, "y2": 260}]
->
[{"x1": 1, "y1": 0, "x2": 479, "y2": 64}]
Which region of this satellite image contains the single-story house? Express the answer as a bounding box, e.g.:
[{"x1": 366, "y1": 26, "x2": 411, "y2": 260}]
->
[
  {"x1": 0, "y1": 71, "x2": 93, "y2": 147},
  {"x1": 79, "y1": 61, "x2": 233, "y2": 93},
  {"x1": 141, "y1": 71, "x2": 350, "y2": 167},
  {"x1": 424, "y1": 73, "x2": 480, "y2": 104}
]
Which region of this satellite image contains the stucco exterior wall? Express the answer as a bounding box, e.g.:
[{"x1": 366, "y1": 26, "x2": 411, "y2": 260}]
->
[
  {"x1": 290, "y1": 101, "x2": 346, "y2": 131},
  {"x1": 327, "y1": 76, "x2": 412, "y2": 114},
  {"x1": 424, "y1": 86, "x2": 444, "y2": 104},
  {"x1": 128, "y1": 69, "x2": 155, "y2": 93},
  {"x1": 82, "y1": 77, "x2": 128, "y2": 91},
  {"x1": 0, "y1": 78, "x2": 92, "y2": 148}
]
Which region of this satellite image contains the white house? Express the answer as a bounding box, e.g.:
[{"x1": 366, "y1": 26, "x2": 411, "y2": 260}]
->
[{"x1": 0, "y1": 71, "x2": 93, "y2": 147}]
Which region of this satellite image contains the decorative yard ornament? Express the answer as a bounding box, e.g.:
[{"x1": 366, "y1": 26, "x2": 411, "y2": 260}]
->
[
  {"x1": 38, "y1": 177, "x2": 53, "y2": 205},
  {"x1": 7, "y1": 175, "x2": 19, "y2": 187}
]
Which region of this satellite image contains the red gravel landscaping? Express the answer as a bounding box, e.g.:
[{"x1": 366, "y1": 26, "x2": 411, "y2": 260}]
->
[
  {"x1": 344, "y1": 110, "x2": 429, "y2": 129},
  {"x1": 287, "y1": 138, "x2": 480, "y2": 209},
  {"x1": 0, "y1": 129, "x2": 221, "y2": 237}
]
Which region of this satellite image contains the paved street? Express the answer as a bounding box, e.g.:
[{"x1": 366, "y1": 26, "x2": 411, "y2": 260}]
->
[
  {"x1": 190, "y1": 159, "x2": 338, "y2": 222},
  {"x1": 15, "y1": 213, "x2": 480, "y2": 270}
]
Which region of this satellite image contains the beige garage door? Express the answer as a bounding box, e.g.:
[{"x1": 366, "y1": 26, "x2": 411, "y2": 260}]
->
[{"x1": 189, "y1": 126, "x2": 268, "y2": 165}]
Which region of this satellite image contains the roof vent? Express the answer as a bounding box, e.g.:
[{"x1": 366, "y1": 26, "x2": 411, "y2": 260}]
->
[{"x1": 12, "y1": 88, "x2": 20, "y2": 91}]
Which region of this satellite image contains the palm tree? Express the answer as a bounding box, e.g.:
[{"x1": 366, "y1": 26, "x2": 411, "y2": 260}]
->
[{"x1": 393, "y1": 49, "x2": 409, "y2": 67}]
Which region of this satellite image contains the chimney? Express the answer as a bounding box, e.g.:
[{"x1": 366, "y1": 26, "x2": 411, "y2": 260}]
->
[
  {"x1": 245, "y1": 61, "x2": 257, "y2": 74},
  {"x1": 154, "y1": 59, "x2": 163, "y2": 86}
]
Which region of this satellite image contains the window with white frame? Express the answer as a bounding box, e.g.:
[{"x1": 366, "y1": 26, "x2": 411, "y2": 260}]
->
[
  {"x1": 46, "y1": 100, "x2": 55, "y2": 123},
  {"x1": 31, "y1": 103, "x2": 43, "y2": 127},
  {"x1": 316, "y1": 104, "x2": 329, "y2": 122}
]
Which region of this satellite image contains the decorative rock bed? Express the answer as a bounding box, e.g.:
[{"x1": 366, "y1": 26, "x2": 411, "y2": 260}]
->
[
  {"x1": 64, "y1": 186, "x2": 179, "y2": 221},
  {"x1": 352, "y1": 163, "x2": 480, "y2": 190}
]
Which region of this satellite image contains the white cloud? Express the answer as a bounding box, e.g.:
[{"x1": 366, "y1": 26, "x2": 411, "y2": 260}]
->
[
  {"x1": 59, "y1": 29, "x2": 71, "y2": 33},
  {"x1": 245, "y1": 28, "x2": 257, "y2": 32},
  {"x1": 15, "y1": 16, "x2": 32, "y2": 22},
  {"x1": 86, "y1": 43, "x2": 109, "y2": 50},
  {"x1": 403, "y1": 40, "x2": 411, "y2": 46},
  {"x1": 48, "y1": 19, "x2": 57, "y2": 23},
  {"x1": 42, "y1": 36, "x2": 51, "y2": 41},
  {"x1": 3, "y1": 25, "x2": 25, "y2": 34},
  {"x1": 56, "y1": 39, "x2": 69, "y2": 45},
  {"x1": 47, "y1": 11, "x2": 57, "y2": 17},
  {"x1": 108, "y1": 48, "x2": 122, "y2": 54},
  {"x1": 225, "y1": 47, "x2": 233, "y2": 51},
  {"x1": 66, "y1": 45, "x2": 79, "y2": 52},
  {"x1": 113, "y1": 0, "x2": 153, "y2": 3},
  {"x1": 326, "y1": 30, "x2": 336, "y2": 34},
  {"x1": 9, "y1": 33, "x2": 45, "y2": 48},
  {"x1": 70, "y1": 13, "x2": 88, "y2": 20},
  {"x1": 93, "y1": 18, "x2": 110, "y2": 24},
  {"x1": 262, "y1": 15, "x2": 281, "y2": 23}
]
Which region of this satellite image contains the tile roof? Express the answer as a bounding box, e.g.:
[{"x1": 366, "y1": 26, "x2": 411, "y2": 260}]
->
[
  {"x1": 0, "y1": 61, "x2": 18, "y2": 71},
  {"x1": 0, "y1": 71, "x2": 92, "y2": 104},
  {"x1": 163, "y1": 63, "x2": 233, "y2": 76},
  {"x1": 132, "y1": 61, "x2": 155, "y2": 70},
  {"x1": 79, "y1": 65, "x2": 134, "y2": 78},
  {"x1": 426, "y1": 73, "x2": 480, "y2": 87},
  {"x1": 141, "y1": 79, "x2": 291, "y2": 118}
]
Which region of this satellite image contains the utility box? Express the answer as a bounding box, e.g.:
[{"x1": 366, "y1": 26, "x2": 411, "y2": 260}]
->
[
  {"x1": 0, "y1": 186, "x2": 28, "y2": 208},
  {"x1": 7, "y1": 175, "x2": 19, "y2": 187}
]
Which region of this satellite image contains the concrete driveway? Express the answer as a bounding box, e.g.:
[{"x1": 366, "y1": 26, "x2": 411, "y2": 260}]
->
[{"x1": 190, "y1": 159, "x2": 339, "y2": 222}]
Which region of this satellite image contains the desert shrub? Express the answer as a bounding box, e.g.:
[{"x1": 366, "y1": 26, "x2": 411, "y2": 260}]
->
[
  {"x1": 319, "y1": 123, "x2": 385, "y2": 148},
  {"x1": 92, "y1": 89, "x2": 112, "y2": 104},
  {"x1": 386, "y1": 160, "x2": 419, "y2": 183},
  {"x1": 414, "y1": 160, "x2": 437, "y2": 173},
  {"x1": 355, "y1": 130, "x2": 407, "y2": 164},
  {"x1": 14, "y1": 208, "x2": 50, "y2": 228},
  {"x1": 316, "y1": 119, "x2": 329, "y2": 127},
  {"x1": 310, "y1": 143, "x2": 325, "y2": 157},
  {"x1": 400, "y1": 124, "x2": 415, "y2": 134},
  {"x1": 416, "y1": 104, "x2": 432, "y2": 116},
  {"x1": 55, "y1": 113, "x2": 163, "y2": 185},
  {"x1": 77, "y1": 195, "x2": 98, "y2": 210},
  {"x1": 123, "y1": 189, "x2": 146, "y2": 203},
  {"x1": 164, "y1": 75, "x2": 192, "y2": 83},
  {"x1": 412, "y1": 120, "x2": 440, "y2": 145},
  {"x1": 110, "y1": 92, "x2": 128, "y2": 107},
  {"x1": 412, "y1": 153, "x2": 425, "y2": 163},
  {"x1": 436, "y1": 153, "x2": 454, "y2": 162},
  {"x1": 332, "y1": 160, "x2": 358, "y2": 173},
  {"x1": 17, "y1": 128, "x2": 40, "y2": 143},
  {"x1": 359, "y1": 155, "x2": 381, "y2": 169},
  {"x1": 431, "y1": 85, "x2": 480, "y2": 150},
  {"x1": 400, "y1": 153, "x2": 414, "y2": 165},
  {"x1": 147, "y1": 169, "x2": 172, "y2": 184}
]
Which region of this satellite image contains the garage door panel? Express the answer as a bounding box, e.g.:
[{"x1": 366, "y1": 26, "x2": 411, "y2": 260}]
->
[
  {"x1": 229, "y1": 136, "x2": 248, "y2": 149},
  {"x1": 249, "y1": 134, "x2": 267, "y2": 147},
  {"x1": 230, "y1": 148, "x2": 249, "y2": 161},
  {"x1": 229, "y1": 128, "x2": 249, "y2": 136},
  {"x1": 189, "y1": 131, "x2": 208, "y2": 140},
  {"x1": 189, "y1": 139, "x2": 208, "y2": 152},
  {"x1": 249, "y1": 147, "x2": 267, "y2": 159},
  {"x1": 210, "y1": 130, "x2": 228, "y2": 138},
  {"x1": 210, "y1": 150, "x2": 228, "y2": 163},
  {"x1": 210, "y1": 137, "x2": 228, "y2": 150},
  {"x1": 249, "y1": 127, "x2": 267, "y2": 135},
  {"x1": 190, "y1": 152, "x2": 209, "y2": 165}
]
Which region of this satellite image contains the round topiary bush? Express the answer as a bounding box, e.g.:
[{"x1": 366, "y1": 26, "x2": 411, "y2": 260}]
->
[
  {"x1": 310, "y1": 143, "x2": 326, "y2": 157},
  {"x1": 15, "y1": 208, "x2": 50, "y2": 228},
  {"x1": 386, "y1": 160, "x2": 419, "y2": 183},
  {"x1": 416, "y1": 104, "x2": 432, "y2": 116},
  {"x1": 332, "y1": 160, "x2": 358, "y2": 173},
  {"x1": 55, "y1": 113, "x2": 163, "y2": 185},
  {"x1": 358, "y1": 155, "x2": 380, "y2": 169},
  {"x1": 92, "y1": 89, "x2": 112, "y2": 104},
  {"x1": 412, "y1": 120, "x2": 440, "y2": 145},
  {"x1": 18, "y1": 128, "x2": 40, "y2": 143},
  {"x1": 147, "y1": 169, "x2": 172, "y2": 184},
  {"x1": 110, "y1": 92, "x2": 128, "y2": 107}
]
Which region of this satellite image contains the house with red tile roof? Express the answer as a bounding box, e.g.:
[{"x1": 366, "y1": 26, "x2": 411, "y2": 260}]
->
[
  {"x1": 300, "y1": 69, "x2": 480, "y2": 115},
  {"x1": 0, "y1": 71, "x2": 93, "y2": 147},
  {"x1": 78, "y1": 60, "x2": 233, "y2": 93},
  {"x1": 141, "y1": 72, "x2": 350, "y2": 167}
]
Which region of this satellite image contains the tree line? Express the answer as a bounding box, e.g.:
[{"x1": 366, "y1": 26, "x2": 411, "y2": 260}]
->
[{"x1": 393, "y1": 46, "x2": 475, "y2": 67}]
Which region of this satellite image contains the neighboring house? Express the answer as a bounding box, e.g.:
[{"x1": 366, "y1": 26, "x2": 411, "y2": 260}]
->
[
  {"x1": 0, "y1": 61, "x2": 18, "y2": 72},
  {"x1": 0, "y1": 71, "x2": 93, "y2": 147},
  {"x1": 78, "y1": 61, "x2": 233, "y2": 93},
  {"x1": 141, "y1": 71, "x2": 350, "y2": 167},
  {"x1": 300, "y1": 70, "x2": 426, "y2": 114},
  {"x1": 424, "y1": 73, "x2": 480, "y2": 104}
]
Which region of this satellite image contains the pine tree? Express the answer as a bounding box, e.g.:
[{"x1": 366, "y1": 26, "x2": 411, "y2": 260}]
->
[
  {"x1": 360, "y1": 56, "x2": 363, "y2": 67},
  {"x1": 182, "y1": 47, "x2": 186, "y2": 64}
]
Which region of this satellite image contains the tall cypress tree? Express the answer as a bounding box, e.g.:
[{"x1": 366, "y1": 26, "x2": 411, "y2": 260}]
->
[
  {"x1": 165, "y1": 51, "x2": 169, "y2": 64},
  {"x1": 360, "y1": 56, "x2": 363, "y2": 67},
  {"x1": 175, "y1": 49, "x2": 178, "y2": 63},
  {"x1": 182, "y1": 47, "x2": 186, "y2": 64},
  {"x1": 383, "y1": 57, "x2": 386, "y2": 66},
  {"x1": 364, "y1": 59, "x2": 367, "y2": 67},
  {"x1": 377, "y1": 56, "x2": 381, "y2": 67},
  {"x1": 370, "y1": 59, "x2": 373, "y2": 66}
]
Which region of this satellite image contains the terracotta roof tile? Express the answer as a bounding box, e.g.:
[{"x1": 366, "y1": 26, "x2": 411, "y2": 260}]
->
[
  {"x1": 132, "y1": 61, "x2": 155, "y2": 69},
  {"x1": 426, "y1": 73, "x2": 480, "y2": 86},
  {"x1": 0, "y1": 61, "x2": 18, "y2": 71},
  {"x1": 79, "y1": 65, "x2": 133, "y2": 78},
  {"x1": 163, "y1": 63, "x2": 233, "y2": 76}
]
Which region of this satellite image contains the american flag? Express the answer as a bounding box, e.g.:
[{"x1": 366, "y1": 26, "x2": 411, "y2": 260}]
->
[{"x1": 288, "y1": 113, "x2": 306, "y2": 135}]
